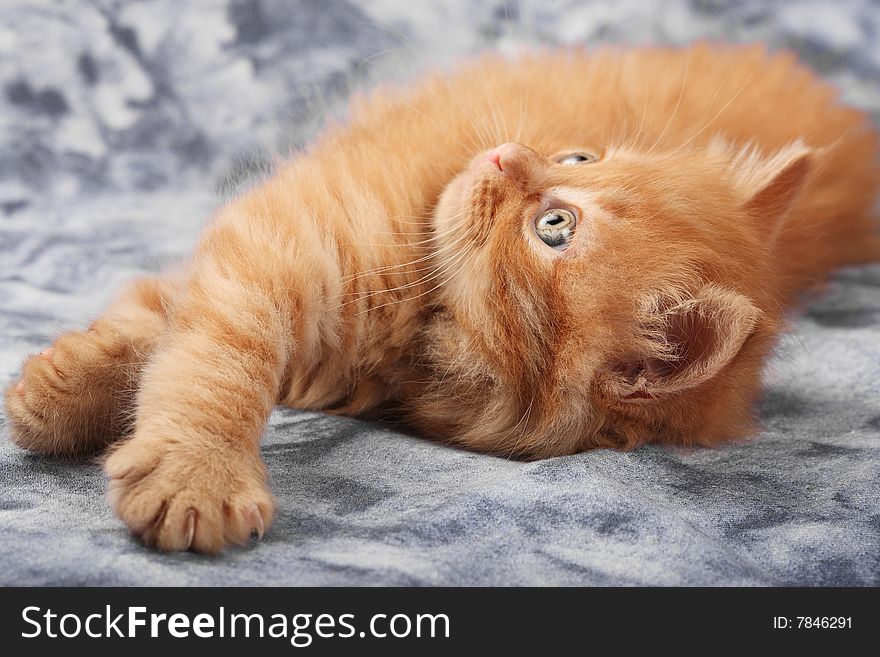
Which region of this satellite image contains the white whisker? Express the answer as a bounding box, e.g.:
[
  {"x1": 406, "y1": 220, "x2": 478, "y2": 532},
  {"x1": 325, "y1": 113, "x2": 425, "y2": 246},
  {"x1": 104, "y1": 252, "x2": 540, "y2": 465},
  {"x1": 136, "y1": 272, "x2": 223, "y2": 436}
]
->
[{"x1": 646, "y1": 49, "x2": 690, "y2": 155}]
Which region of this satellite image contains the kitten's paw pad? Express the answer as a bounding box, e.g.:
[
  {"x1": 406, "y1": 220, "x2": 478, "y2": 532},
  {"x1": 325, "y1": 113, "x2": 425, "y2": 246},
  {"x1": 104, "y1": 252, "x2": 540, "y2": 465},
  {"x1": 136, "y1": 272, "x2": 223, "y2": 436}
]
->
[
  {"x1": 105, "y1": 438, "x2": 274, "y2": 554},
  {"x1": 4, "y1": 329, "x2": 134, "y2": 455}
]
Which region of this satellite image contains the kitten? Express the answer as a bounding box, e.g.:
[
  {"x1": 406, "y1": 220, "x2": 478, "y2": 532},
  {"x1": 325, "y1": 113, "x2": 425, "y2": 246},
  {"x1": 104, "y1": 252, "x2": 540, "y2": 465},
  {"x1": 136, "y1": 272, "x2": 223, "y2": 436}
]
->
[{"x1": 5, "y1": 44, "x2": 879, "y2": 552}]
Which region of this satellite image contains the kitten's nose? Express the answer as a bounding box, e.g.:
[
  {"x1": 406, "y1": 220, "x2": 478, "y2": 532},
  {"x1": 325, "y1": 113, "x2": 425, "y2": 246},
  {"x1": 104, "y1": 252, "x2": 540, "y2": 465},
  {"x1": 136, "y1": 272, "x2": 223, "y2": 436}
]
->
[{"x1": 487, "y1": 142, "x2": 540, "y2": 184}]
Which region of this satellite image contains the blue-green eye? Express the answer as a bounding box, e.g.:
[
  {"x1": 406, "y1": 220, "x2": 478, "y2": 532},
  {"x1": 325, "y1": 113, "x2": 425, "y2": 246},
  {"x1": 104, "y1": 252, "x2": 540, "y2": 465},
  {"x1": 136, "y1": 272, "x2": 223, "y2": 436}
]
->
[
  {"x1": 557, "y1": 152, "x2": 598, "y2": 165},
  {"x1": 535, "y1": 208, "x2": 577, "y2": 250}
]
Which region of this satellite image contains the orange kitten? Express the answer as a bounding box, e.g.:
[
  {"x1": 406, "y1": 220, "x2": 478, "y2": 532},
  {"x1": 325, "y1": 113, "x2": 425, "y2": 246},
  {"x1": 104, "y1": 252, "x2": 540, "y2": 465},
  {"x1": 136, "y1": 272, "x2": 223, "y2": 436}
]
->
[{"x1": 5, "y1": 43, "x2": 879, "y2": 552}]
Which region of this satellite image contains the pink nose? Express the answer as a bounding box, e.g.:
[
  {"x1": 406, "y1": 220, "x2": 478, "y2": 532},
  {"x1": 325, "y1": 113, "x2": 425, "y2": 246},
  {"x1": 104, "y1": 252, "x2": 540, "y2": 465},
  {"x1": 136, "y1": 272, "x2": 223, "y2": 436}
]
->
[
  {"x1": 487, "y1": 142, "x2": 532, "y2": 172},
  {"x1": 486, "y1": 141, "x2": 540, "y2": 180}
]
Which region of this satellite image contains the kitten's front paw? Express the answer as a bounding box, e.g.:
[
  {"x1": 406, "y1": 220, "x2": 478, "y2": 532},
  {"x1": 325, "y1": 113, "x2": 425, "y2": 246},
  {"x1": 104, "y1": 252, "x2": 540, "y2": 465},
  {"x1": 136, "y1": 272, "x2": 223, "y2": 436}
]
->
[
  {"x1": 5, "y1": 327, "x2": 135, "y2": 455},
  {"x1": 105, "y1": 435, "x2": 274, "y2": 553}
]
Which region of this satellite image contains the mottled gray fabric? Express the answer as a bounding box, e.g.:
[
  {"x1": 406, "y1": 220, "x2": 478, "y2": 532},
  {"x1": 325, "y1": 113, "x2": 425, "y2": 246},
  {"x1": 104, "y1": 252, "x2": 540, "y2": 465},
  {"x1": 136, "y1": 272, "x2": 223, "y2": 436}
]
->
[{"x1": 1, "y1": 0, "x2": 879, "y2": 586}]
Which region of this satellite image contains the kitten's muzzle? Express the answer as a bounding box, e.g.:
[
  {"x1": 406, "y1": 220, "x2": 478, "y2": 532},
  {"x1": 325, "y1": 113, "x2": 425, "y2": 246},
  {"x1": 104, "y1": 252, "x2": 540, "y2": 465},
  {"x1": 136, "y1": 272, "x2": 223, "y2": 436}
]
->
[{"x1": 483, "y1": 142, "x2": 544, "y2": 188}]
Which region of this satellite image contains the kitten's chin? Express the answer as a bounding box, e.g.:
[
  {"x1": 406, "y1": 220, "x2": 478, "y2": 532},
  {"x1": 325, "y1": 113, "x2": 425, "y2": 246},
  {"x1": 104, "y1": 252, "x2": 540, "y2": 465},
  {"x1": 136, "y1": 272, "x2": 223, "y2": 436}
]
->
[
  {"x1": 435, "y1": 152, "x2": 500, "y2": 229},
  {"x1": 433, "y1": 172, "x2": 469, "y2": 231}
]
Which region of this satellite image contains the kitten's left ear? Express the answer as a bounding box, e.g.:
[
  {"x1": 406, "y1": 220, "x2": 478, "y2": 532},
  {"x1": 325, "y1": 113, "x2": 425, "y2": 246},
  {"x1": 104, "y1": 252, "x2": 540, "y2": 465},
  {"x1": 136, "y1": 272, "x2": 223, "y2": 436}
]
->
[
  {"x1": 734, "y1": 141, "x2": 814, "y2": 231},
  {"x1": 608, "y1": 285, "x2": 761, "y2": 402}
]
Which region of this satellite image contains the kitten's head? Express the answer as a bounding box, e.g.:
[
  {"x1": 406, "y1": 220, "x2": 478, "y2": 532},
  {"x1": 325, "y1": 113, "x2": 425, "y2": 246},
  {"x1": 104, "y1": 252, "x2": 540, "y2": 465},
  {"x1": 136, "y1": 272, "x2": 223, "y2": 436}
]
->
[{"x1": 414, "y1": 139, "x2": 813, "y2": 457}]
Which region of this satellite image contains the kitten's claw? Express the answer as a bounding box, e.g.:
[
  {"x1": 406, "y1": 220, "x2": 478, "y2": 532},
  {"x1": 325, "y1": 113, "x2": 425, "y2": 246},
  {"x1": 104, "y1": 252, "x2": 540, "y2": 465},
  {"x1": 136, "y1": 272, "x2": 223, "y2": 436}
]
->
[
  {"x1": 105, "y1": 436, "x2": 274, "y2": 553},
  {"x1": 246, "y1": 503, "x2": 265, "y2": 542},
  {"x1": 105, "y1": 462, "x2": 134, "y2": 481},
  {"x1": 184, "y1": 509, "x2": 197, "y2": 551}
]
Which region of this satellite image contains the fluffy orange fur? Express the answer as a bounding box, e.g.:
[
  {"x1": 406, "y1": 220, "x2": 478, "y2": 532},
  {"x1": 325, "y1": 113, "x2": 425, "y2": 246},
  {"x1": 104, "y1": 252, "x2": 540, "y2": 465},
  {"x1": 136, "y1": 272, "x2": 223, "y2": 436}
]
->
[{"x1": 5, "y1": 43, "x2": 879, "y2": 552}]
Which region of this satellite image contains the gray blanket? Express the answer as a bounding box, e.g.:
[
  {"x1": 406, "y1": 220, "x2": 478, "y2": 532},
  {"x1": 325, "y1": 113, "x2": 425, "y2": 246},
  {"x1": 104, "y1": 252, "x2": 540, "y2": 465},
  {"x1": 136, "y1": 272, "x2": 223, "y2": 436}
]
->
[{"x1": 1, "y1": 0, "x2": 878, "y2": 586}]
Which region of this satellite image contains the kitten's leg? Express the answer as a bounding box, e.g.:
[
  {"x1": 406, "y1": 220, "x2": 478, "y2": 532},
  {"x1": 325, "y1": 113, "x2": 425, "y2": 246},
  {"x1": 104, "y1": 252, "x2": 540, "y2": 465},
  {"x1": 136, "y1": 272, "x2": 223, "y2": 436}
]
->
[
  {"x1": 4, "y1": 276, "x2": 176, "y2": 456},
  {"x1": 104, "y1": 260, "x2": 290, "y2": 553}
]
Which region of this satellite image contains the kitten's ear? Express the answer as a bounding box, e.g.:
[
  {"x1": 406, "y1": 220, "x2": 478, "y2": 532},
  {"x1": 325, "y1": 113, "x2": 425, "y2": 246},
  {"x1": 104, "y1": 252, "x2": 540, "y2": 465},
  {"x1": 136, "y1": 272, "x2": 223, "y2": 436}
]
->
[
  {"x1": 609, "y1": 285, "x2": 761, "y2": 402},
  {"x1": 734, "y1": 141, "x2": 813, "y2": 229}
]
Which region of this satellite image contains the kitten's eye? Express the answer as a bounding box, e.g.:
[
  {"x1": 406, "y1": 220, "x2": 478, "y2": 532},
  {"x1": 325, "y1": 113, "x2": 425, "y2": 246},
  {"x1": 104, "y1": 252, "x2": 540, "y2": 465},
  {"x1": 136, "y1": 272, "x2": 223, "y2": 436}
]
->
[
  {"x1": 556, "y1": 152, "x2": 598, "y2": 165},
  {"x1": 535, "y1": 208, "x2": 577, "y2": 250}
]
